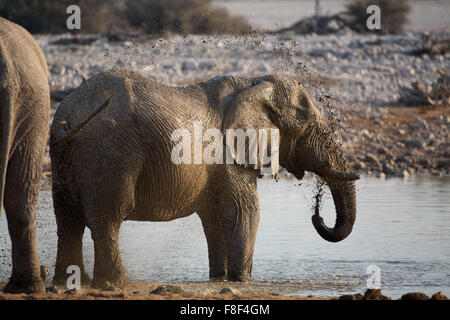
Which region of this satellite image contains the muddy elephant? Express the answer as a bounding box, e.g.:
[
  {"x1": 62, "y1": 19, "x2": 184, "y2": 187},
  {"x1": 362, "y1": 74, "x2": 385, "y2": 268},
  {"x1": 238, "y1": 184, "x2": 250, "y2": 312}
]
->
[
  {"x1": 0, "y1": 18, "x2": 50, "y2": 293},
  {"x1": 50, "y1": 69, "x2": 358, "y2": 288}
]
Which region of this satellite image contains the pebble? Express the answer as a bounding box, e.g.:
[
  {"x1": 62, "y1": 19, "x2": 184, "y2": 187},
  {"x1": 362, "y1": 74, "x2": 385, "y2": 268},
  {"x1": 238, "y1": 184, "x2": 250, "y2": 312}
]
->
[
  {"x1": 400, "y1": 168, "x2": 410, "y2": 179},
  {"x1": 64, "y1": 288, "x2": 82, "y2": 294},
  {"x1": 46, "y1": 286, "x2": 59, "y2": 294},
  {"x1": 150, "y1": 285, "x2": 184, "y2": 294},
  {"x1": 219, "y1": 287, "x2": 242, "y2": 295}
]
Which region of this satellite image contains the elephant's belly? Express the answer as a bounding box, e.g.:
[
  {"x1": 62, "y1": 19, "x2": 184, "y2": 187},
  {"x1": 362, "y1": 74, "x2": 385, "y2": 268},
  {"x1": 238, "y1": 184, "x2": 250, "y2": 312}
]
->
[{"x1": 126, "y1": 164, "x2": 210, "y2": 222}]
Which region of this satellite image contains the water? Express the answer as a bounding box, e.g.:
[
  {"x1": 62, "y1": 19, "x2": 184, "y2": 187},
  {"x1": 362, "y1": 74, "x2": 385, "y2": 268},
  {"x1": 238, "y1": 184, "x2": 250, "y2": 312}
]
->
[{"x1": 1, "y1": 176, "x2": 449, "y2": 298}]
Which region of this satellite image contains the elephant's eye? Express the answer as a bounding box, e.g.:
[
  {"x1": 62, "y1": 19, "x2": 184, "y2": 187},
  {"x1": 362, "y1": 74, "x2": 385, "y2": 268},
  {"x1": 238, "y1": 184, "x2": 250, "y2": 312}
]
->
[{"x1": 296, "y1": 108, "x2": 309, "y2": 120}]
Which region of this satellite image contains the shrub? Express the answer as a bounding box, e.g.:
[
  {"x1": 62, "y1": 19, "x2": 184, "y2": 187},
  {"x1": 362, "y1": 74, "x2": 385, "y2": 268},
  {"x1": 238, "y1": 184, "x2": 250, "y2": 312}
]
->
[
  {"x1": 0, "y1": 0, "x2": 251, "y2": 35},
  {"x1": 0, "y1": 0, "x2": 128, "y2": 34},
  {"x1": 125, "y1": 0, "x2": 251, "y2": 35},
  {"x1": 344, "y1": 0, "x2": 411, "y2": 33}
]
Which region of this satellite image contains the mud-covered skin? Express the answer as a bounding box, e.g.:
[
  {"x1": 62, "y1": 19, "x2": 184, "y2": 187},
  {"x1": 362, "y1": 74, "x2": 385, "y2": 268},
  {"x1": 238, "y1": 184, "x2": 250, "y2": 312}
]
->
[
  {"x1": 0, "y1": 18, "x2": 50, "y2": 293},
  {"x1": 51, "y1": 69, "x2": 358, "y2": 288}
]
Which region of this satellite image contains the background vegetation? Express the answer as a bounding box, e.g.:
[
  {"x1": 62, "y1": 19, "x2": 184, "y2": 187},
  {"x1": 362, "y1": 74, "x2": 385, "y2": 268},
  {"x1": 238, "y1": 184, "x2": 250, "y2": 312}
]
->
[
  {"x1": 345, "y1": 0, "x2": 411, "y2": 33},
  {"x1": 0, "y1": 0, "x2": 251, "y2": 34}
]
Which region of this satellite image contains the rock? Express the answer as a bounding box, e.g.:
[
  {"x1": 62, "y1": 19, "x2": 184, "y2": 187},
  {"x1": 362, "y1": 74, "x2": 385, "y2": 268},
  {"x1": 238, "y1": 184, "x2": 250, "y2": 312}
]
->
[
  {"x1": 199, "y1": 60, "x2": 217, "y2": 70},
  {"x1": 46, "y1": 286, "x2": 59, "y2": 294},
  {"x1": 360, "y1": 129, "x2": 372, "y2": 139},
  {"x1": 384, "y1": 151, "x2": 394, "y2": 161},
  {"x1": 150, "y1": 285, "x2": 184, "y2": 294},
  {"x1": 423, "y1": 132, "x2": 435, "y2": 141},
  {"x1": 257, "y1": 62, "x2": 272, "y2": 73},
  {"x1": 431, "y1": 292, "x2": 448, "y2": 300},
  {"x1": 353, "y1": 161, "x2": 366, "y2": 170},
  {"x1": 376, "y1": 146, "x2": 388, "y2": 154},
  {"x1": 410, "y1": 118, "x2": 429, "y2": 130},
  {"x1": 382, "y1": 163, "x2": 396, "y2": 175},
  {"x1": 400, "y1": 292, "x2": 430, "y2": 300},
  {"x1": 219, "y1": 287, "x2": 242, "y2": 295},
  {"x1": 64, "y1": 288, "x2": 82, "y2": 294},
  {"x1": 363, "y1": 289, "x2": 391, "y2": 300},
  {"x1": 181, "y1": 60, "x2": 198, "y2": 71},
  {"x1": 365, "y1": 154, "x2": 381, "y2": 169},
  {"x1": 375, "y1": 172, "x2": 386, "y2": 179},
  {"x1": 404, "y1": 139, "x2": 424, "y2": 150},
  {"x1": 339, "y1": 293, "x2": 363, "y2": 300},
  {"x1": 399, "y1": 168, "x2": 410, "y2": 179},
  {"x1": 437, "y1": 159, "x2": 450, "y2": 169},
  {"x1": 50, "y1": 64, "x2": 66, "y2": 76},
  {"x1": 40, "y1": 265, "x2": 50, "y2": 280},
  {"x1": 445, "y1": 116, "x2": 450, "y2": 125},
  {"x1": 198, "y1": 289, "x2": 216, "y2": 296}
]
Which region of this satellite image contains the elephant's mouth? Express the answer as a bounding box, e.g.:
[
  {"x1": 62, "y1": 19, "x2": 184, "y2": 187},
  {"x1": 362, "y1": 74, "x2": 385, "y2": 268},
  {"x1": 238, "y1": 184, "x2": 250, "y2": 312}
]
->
[{"x1": 292, "y1": 168, "x2": 305, "y2": 180}]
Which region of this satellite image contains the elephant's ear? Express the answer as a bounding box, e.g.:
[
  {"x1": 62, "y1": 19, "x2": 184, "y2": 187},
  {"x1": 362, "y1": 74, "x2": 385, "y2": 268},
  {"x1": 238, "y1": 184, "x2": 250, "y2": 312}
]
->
[{"x1": 223, "y1": 81, "x2": 280, "y2": 180}]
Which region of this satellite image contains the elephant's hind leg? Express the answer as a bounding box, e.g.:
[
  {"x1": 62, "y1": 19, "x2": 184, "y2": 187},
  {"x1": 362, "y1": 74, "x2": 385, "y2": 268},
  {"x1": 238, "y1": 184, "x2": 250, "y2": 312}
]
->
[
  {"x1": 2, "y1": 137, "x2": 45, "y2": 293},
  {"x1": 199, "y1": 211, "x2": 228, "y2": 280},
  {"x1": 82, "y1": 169, "x2": 136, "y2": 289},
  {"x1": 89, "y1": 222, "x2": 125, "y2": 289},
  {"x1": 51, "y1": 150, "x2": 90, "y2": 286},
  {"x1": 52, "y1": 198, "x2": 90, "y2": 287}
]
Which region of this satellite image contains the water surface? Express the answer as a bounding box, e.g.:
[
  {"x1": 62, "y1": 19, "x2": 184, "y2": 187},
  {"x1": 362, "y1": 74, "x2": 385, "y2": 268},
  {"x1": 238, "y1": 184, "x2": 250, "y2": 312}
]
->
[{"x1": 1, "y1": 176, "x2": 449, "y2": 298}]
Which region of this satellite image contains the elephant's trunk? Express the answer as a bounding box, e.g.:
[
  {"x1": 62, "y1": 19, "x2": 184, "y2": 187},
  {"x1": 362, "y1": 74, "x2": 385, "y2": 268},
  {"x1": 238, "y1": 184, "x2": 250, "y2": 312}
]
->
[
  {"x1": 311, "y1": 178, "x2": 356, "y2": 242},
  {"x1": 296, "y1": 122, "x2": 358, "y2": 242}
]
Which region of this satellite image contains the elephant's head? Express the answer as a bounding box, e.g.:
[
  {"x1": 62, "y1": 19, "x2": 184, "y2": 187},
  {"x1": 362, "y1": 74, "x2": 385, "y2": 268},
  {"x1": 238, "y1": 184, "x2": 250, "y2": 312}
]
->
[{"x1": 224, "y1": 75, "x2": 358, "y2": 242}]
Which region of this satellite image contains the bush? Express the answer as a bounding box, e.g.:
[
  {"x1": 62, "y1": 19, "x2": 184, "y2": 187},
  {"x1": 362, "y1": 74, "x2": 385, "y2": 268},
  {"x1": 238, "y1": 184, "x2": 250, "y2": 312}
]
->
[
  {"x1": 0, "y1": 0, "x2": 250, "y2": 35},
  {"x1": 345, "y1": 0, "x2": 411, "y2": 33},
  {"x1": 125, "y1": 0, "x2": 251, "y2": 35},
  {"x1": 0, "y1": 0, "x2": 125, "y2": 34}
]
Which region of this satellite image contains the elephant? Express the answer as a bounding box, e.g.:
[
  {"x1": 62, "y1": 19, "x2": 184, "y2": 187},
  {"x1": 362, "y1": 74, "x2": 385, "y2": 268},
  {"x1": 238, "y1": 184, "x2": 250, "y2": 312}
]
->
[
  {"x1": 50, "y1": 69, "x2": 358, "y2": 288},
  {"x1": 0, "y1": 18, "x2": 50, "y2": 293}
]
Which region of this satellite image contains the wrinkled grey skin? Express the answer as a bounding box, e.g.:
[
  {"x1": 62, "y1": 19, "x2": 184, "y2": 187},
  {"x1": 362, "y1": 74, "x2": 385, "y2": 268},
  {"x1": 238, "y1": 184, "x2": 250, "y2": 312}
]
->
[
  {"x1": 51, "y1": 69, "x2": 358, "y2": 288},
  {"x1": 0, "y1": 18, "x2": 50, "y2": 293}
]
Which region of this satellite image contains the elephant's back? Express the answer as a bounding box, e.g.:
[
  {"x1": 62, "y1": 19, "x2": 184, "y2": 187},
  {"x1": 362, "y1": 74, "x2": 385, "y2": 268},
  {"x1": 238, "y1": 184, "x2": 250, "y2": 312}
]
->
[{"x1": 0, "y1": 17, "x2": 49, "y2": 87}]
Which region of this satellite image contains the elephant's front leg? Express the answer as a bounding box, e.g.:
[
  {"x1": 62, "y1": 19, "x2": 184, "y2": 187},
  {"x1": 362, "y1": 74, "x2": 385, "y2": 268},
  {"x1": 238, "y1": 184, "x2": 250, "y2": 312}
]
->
[
  {"x1": 221, "y1": 179, "x2": 260, "y2": 282},
  {"x1": 3, "y1": 139, "x2": 46, "y2": 293}
]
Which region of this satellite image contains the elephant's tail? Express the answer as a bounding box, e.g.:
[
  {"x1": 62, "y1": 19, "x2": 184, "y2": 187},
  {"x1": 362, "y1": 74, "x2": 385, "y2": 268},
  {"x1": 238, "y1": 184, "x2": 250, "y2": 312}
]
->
[
  {"x1": 51, "y1": 98, "x2": 112, "y2": 144},
  {"x1": 0, "y1": 90, "x2": 14, "y2": 217}
]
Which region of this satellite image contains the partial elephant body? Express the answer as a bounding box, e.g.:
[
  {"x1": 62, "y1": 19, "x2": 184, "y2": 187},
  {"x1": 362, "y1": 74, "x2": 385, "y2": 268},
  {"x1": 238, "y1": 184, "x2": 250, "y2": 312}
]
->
[
  {"x1": 51, "y1": 69, "x2": 358, "y2": 288},
  {"x1": 0, "y1": 17, "x2": 50, "y2": 293}
]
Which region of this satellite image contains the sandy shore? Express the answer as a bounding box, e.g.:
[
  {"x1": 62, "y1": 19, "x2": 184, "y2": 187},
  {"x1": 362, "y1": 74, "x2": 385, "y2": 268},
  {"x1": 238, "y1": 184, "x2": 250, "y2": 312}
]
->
[{"x1": 0, "y1": 281, "x2": 447, "y2": 300}]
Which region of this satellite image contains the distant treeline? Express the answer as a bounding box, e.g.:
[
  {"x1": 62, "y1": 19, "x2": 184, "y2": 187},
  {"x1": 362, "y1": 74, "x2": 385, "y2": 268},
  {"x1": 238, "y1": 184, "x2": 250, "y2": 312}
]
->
[{"x1": 0, "y1": 0, "x2": 251, "y2": 34}]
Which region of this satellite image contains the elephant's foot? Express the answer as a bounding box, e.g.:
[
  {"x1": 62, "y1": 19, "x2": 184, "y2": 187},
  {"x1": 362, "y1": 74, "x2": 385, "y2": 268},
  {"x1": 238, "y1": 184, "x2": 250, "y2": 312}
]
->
[
  {"x1": 91, "y1": 274, "x2": 127, "y2": 290},
  {"x1": 209, "y1": 270, "x2": 227, "y2": 282},
  {"x1": 53, "y1": 270, "x2": 91, "y2": 287},
  {"x1": 210, "y1": 275, "x2": 228, "y2": 282},
  {"x1": 227, "y1": 272, "x2": 252, "y2": 282},
  {"x1": 3, "y1": 278, "x2": 45, "y2": 294}
]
